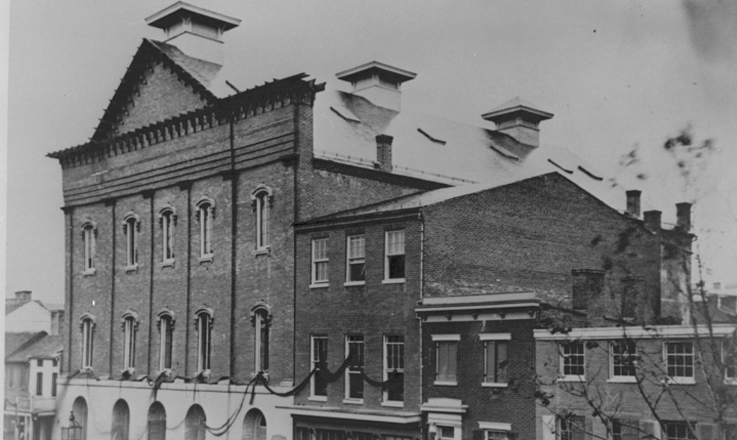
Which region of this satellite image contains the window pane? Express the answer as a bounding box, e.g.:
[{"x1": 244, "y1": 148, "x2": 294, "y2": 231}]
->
[
  {"x1": 437, "y1": 341, "x2": 457, "y2": 382},
  {"x1": 497, "y1": 341, "x2": 508, "y2": 383},
  {"x1": 388, "y1": 255, "x2": 405, "y2": 279}
]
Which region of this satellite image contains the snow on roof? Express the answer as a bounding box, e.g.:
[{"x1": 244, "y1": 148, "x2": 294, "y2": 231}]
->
[{"x1": 150, "y1": 40, "x2": 234, "y2": 98}]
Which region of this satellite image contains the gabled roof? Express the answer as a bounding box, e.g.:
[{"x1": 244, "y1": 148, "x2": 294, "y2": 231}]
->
[
  {"x1": 6, "y1": 335, "x2": 63, "y2": 363},
  {"x1": 5, "y1": 300, "x2": 26, "y2": 316},
  {"x1": 92, "y1": 38, "x2": 226, "y2": 141},
  {"x1": 5, "y1": 332, "x2": 46, "y2": 361}
]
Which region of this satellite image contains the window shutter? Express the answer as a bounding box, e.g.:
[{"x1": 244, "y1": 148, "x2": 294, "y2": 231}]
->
[
  {"x1": 697, "y1": 423, "x2": 717, "y2": 440},
  {"x1": 472, "y1": 430, "x2": 484, "y2": 440},
  {"x1": 542, "y1": 415, "x2": 556, "y2": 440},
  {"x1": 639, "y1": 420, "x2": 658, "y2": 440}
]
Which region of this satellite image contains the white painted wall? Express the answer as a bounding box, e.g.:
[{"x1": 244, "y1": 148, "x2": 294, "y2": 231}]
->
[{"x1": 6, "y1": 302, "x2": 51, "y2": 333}]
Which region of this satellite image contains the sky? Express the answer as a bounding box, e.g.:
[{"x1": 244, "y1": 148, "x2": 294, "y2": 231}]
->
[{"x1": 5, "y1": 0, "x2": 737, "y2": 305}]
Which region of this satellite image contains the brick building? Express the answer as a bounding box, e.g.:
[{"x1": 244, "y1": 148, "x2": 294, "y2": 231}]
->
[{"x1": 47, "y1": 3, "x2": 698, "y2": 440}]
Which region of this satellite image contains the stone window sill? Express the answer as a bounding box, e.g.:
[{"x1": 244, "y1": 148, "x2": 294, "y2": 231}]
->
[
  {"x1": 482, "y1": 382, "x2": 508, "y2": 388},
  {"x1": 343, "y1": 399, "x2": 364, "y2": 405},
  {"x1": 381, "y1": 400, "x2": 404, "y2": 408},
  {"x1": 125, "y1": 264, "x2": 139, "y2": 273},
  {"x1": 199, "y1": 255, "x2": 213, "y2": 264},
  {"x1": 161, "y1": 260, "x2": 175, "y2": 269},
  {"x1": 382, "y1": 278, "x2": 405, "y2": 284},
  {"x1": 83, "y1": 268, "x2": 96, "y2": 276},
  {"x1": 344, "y1": 281, "x2": 366, "y2": 287},
  {"x1": 310, "y1": 283, "x2": 329, "y2": 289},
  {"x1": 308, "y1": 396, "x2": 327, "y2": 402},
  {"x1": 434, "y1": 380, "x2": 458, "y2": 386},
  {"x1": 607, "y1": 376, "x2": 637, "y2": 383}
]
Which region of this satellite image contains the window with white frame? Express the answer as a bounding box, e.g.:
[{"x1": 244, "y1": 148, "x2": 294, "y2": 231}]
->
[
  {"x1": 158, "y1": 313, "x2": 174, "y2": 371},
  {"x1": 557, "y1": 416, "x2": 585, "y2": 440},
  {"x1": 80, "y1": 316, "x2": 95, "y2": 369},
  {"x1": 665, "y1": 341, "x2": 694, "y2": 381},
  {"x1": 122, "y1": 314, "x2": 137, "y2": 370},
  {"x1": 724, "y1": 339, "x2": 737, "y2": 382},
  {"x1": 196, "y1": 200, "x2": 214, "y2": 259},
  {"x1": 560, "y1": 342, "x2": 585, "y2": 379},
  {"x1": 160, "y1": 208, "x2": 175, "y2": 264},
  {"x1": 345, "y1": 335, "x2": 364, "y2": 401},
  {"x1": 434, "y1": 334, "x2": 459, "y2": 384},
  {"x1": 253, "y1": 308, "x2": 269, "y2": 372},
  {"x1": 253, "y1": 189, "x2": 271, "y2": 250},
  {"x1": 385, "y1": 230, "x2": 405, "y2": 281},
  {"x1": 195, "y1": 310, "x2": 212, "y2": 372},
  {"x1": 485, "y1": 430, "x2": 512, "y2": 440},
  {"x1": 611, "y1": 419, "x2": 638, "y2": 440},
  {"x1": 481, "y1": 334, "x2": 510, "y2": 385},
  {"x1": 311, "y1": 335, "x2": 328, "y2": 398},
  {"x1": 346, "y1": 235, "x2": 365, "y2": 283},
  {"x1": 664, "y1": 421, "x2": 696, "y2": 440},
  {"x1": 610, "y1": 340, "x2": 637, "y2": 380},
  {"x1": 384, "y1": 335, "x2": 404, "y2": 402},
  {"x1": 123, "y1": 214, "x2": 140, "y2": 268},
  {"x1": 82, "y1": 222, "x2": 96, "y2": 273},
  {"x1": 437, "y1": 426, "x2": 455, "y2": 440},
  {"x1": 312, "y1": 238, "x2": 329, "y2": 285}
]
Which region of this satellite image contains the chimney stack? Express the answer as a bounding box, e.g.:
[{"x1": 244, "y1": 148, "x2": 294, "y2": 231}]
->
[
  {"x1": 482, "y1": 97, "x2": 553, "y2": 148},
  {"x1": 643, "y1": 210, "x2": 662, "y2": 232},
  {"x1": 336, "y1": 62, "x2": 416, "y2": 112},
  {"x1": 676, "y1": 202, "x2": 692, "y2": 231},
  {"x1": 50, "y1": 310, "x2": 65, "y2": 336},
  {"x1": 375, "y1": 134, "x2": 394, "y2": 172},
  {"x1": 146, "y1": 2, "x2": 241, "y2": 66},
  {"x1": 626, "y1": 190, "x2": 641, "y2": 218},
  {"x1": 15, "y1": 290, "x2": 32, "y2": 303}
]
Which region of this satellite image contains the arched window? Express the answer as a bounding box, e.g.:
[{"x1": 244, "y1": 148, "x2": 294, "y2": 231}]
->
[
  {"x1": 185, "y1": 405, "x2": 206, "y2": 440},
  {"x1": 196, "y1": 199, "x2": 215, "y2": 260},
  {"x1": 195, "y1": 309, "x2": 213, "y2": 372},
  {"x1": 251, "y1": 186, "x2": 273, "y2": 251},
  {"x1": 122, "y1": 213, "x2": 140, "y2": 269},
  {"x1": 157, "y1": 311, "x2": 175, "y2": 371},
  {"x1": 147, "y1": 402, "x2": 167, "y2": 440},
  {"x1": 81, "y1": 221, "x2": 97, "y2": 274},
  {"x1": 111, "y1": 399, "x2": 130, "y2": 440},
  {"x1": 72, "y1": 397, "x2": 88, "y2": 440},
  {"x1": 159, "y1": 207, "x2": 176, "y2": 264},
  {"x1": 251, "y1": 307, "x2": 270, "y2": 372},
  {"x1": 79, "y1": 314, "x2": 95, "y2": 369},
  {"x1": 121, "y1": 312, "x2": 138, "y2": 371},
  {"x1": 242, "y1": 409, "x2": 267, "y2": 440}
]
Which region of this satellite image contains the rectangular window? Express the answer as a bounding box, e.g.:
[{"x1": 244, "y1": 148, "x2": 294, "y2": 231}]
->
[
  {"x1": 254, "y1": 192, "x2": 271, "y2": 250},
  {"x1": 724, "y1": 340, "x2": 737, "y2": 381},
  {"x1": 123, "y1": 317, "x2": 136, "y2": 370},
  {"x1": 345, "y1": 335, "x2": 364, "y2": 401},
  {"x1": 434, "y1": 336, "x2": 459, "y2": 384},
  {"x1": 611, "y1": 340, "x2": 637, "y2": 380},
  {"x1": 125, "y1": 218, "x2": 138, "y2": 267},
  {"x1": 311, "y1": 336, "x2": 328, "y2": 398},
  {"x1": 437, "y1": 426, "x2": 455, "y2": 440},
  {"x1": 199, "y1": 204, "x2": 213, "y2": 258},
  {"x1": 385, "y1": 230, "x2": 405, "y2": 280},
  {"x1": 53, "y1": 358, "x2": 58, "y2": 367},
  {"x1": 162, "y1": 211, "x2": 175, "y2": 262},
  {"x1": 561, "y1": 342, "x2": 585, "y2": 379},
  {"x1": 20, "y1": 366, "x2": 29, "y2": 391},
  {"x1": 665, "y1": 342, "x2": 694, "y2": 380},
  {"x1": 312, "y1": 238, "x2": 329, "y2": 285},
  {"x1": 81, "y1": 319, "x2": 94, "y2": 369},
  {"x1": 664, "y1": 422, "x2": 696, "y2": 440},
  {"x1": 197, "y1": 314, "x2": 211, "y2": 372},
  {"x1": 558, "y1": 416, "x2": 585, "y2": 440},
  {"x1": 51, "y1": 373, "x2": 57, "y2": 397},
  {"x1": 484, "y1": 340, "x2": 509, "y2": 384},
  {"x1": 36, "y1": 372, "x2": 43, "y2": 396},
  {"x1": 37, "y1": 359, "x2": 43, "y2": 367},
  {"x1": 83, "y1": 225, "x2": 95, "y2": 272},
  {"x1": 159, "y1": 316, "x2": 173, "y2": 371},
  {"x1": 486, "y1": 431, "x2": 511, "y2": 440},
  {"x1": 254, "y1": 310, "x2": 269, "y2": 372},
  {"x1": 612, "y1": 419, "x2": 638, "y2": 440},
  {"x1": 384, "y1": 335, "x2": 405, "y2": 402},
  {"x1": 346, "y1": 235, "x2": 365, "y2": 282}
]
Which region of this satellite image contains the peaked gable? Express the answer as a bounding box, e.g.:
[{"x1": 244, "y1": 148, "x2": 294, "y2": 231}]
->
[{"x1": 93, "y1": 39, "x2": 217, "y2": 141}]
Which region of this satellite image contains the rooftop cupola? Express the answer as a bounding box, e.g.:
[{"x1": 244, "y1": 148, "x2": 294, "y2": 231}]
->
[
  {"x1": 482, "y1": 97, "x2": 553, "y2": 148},
  {"x1": 145, "y1": 2, "x2": 241, "y2": 66},
  {"x1": 336, "y1": 61, "x2": 416, "y2": 112}
]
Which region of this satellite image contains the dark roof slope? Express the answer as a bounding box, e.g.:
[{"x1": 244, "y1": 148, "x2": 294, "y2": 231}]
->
[
  {"x1": 5, "y1": 332, "x2": 46, "y2": 361},
  {"x1": 6, "y1": 335, "x2": 63, "y2": 362}
]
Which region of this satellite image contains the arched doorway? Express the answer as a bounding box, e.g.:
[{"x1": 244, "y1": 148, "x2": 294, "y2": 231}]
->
[
  {"x1": 147, "y1": 402, "x2": 167, "y2": 440},
  {"x1": 111, "y1": 400, "x2": 130, "y2": 440},
  {"x1": 242, "y1": 409, "x2": 266, "y2": 440},
  {"x1": 72, "y1": 397, "x2": 88, "y2": 440},
  {"x1": 185, "y1": 405, "x2": 206, "y2": 440}
]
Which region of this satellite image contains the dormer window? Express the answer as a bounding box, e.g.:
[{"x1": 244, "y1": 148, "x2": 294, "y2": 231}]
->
[
  {"x1": 196, "y1": 198, "x2": 215, "y2": 261},
  {"x1": 81, "y1": 221, "x2": 97, "y2": 274},
  {"x1": 123, "y1": 213, "x2": 140, "y2": 271},
  {"x1": 251, "y1": 186, "x2": 273, "y2": 252}
]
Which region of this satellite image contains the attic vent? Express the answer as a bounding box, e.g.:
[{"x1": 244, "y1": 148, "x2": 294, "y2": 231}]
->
[
  {"x1": 490, "y1": 144, "x2": 519, "y2": 161},
  {"x1": 330, "y1": 106, "x2": 361, "y2": 123},
  {"x1": 417, "y1": 128, "x2": 446, "y2": 145},
  {"x1": 548, "y1": 159, "x2": 573, "y2": 174},
  {"x1": 578, "y1": 166, "x2": 603, "y2": 181}
]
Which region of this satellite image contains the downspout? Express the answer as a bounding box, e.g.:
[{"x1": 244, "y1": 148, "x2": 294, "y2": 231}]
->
[
  {"x1": 147, "y1": 192, "x2": 155, "y2": 374},
  {"x1": 65, "y1": 207, "x2": 74, "y2": 373},
  {"x1": 109, "y1": 201, "x2": 117, "y2": 375},
  {"x1": 292, "y1": 98, "x2": 301, "y2": 384},
  {"x1": 418, "y1": 207, "x2": 425, "y2": 408},
  {"x1": 229, "y1": 105, "x2": 238, "y2": 378},
  {"x1": 184, "y1": 183, "x2": 192, "y2": 376}
]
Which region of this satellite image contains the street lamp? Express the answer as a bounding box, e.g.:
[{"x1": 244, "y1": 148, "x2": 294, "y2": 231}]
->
[{"x1": 61, "y1": 412, "x2": 82, "y2": 440}]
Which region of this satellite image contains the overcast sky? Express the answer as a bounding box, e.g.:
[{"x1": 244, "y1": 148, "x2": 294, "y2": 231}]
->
[{"x1": 6, "y1": 0, "x2": 737, "y2": 304}]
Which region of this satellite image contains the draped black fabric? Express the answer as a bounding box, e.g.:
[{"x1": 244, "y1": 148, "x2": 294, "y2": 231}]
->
[{"x1": 361, "y1": 369, "x2": 401, "y2": 388}]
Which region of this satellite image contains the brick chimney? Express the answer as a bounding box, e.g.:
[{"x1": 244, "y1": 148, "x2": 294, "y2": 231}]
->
[
  {"x1": 336, "y1": 62, "x2": 416, "y2": 112},
  {"x1": 146, "y1": 2, "x2": 241, "y2": 66},
  {"x1": 375, "y1": 134, "x2": 394, "y2": 172},
  {"x1": 643, "y1": 210, "x2": 661, "y2": 232},
  {"x1": 15, "y1": 290, "x2": 32, "y2": 303},
  {"x1": 625, "y1": 190, "x2": 641, "y2": 218},
  {"x1": 50, "y1": 310, "x2": 65, "y2": 336},
  {"x1": 676, "y1": 202, "x2": 692, "y2": 231},
  {"x1": 482, "y1": 97, "x2": 553, "y2": 148}
]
